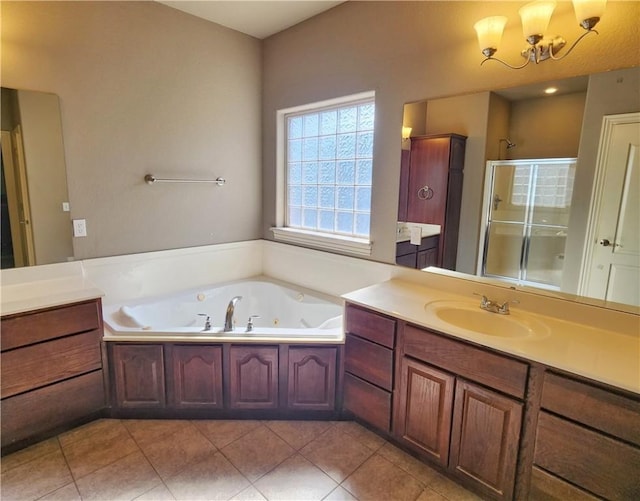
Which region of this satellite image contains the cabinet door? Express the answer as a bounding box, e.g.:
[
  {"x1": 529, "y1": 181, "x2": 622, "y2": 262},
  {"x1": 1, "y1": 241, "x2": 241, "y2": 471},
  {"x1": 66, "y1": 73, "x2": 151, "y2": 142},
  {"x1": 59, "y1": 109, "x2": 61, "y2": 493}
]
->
[
  {"x1": 112, "y1": 344, "x2": 165, "y2": 408},
  {"x1": 229, "y1": 346, "x2": 278, "y2": 409},
  {"x1": 407, "y1": 136, "x2": 451, "y2": 224},
  {"x1": 395, "y1": 357, "x2": 454, "y2": 467},
  {"x1": 287, "y1": 347, "x2": 336, "y2": 411},
  {"x1": 449, "y1": 380, "x2": 522, "y2": 500},
  {"x1": 417, "y1": 248, "x2": 438, "y2": 269},
  {"x1": 170, "y1": 345, "x2": 223, "y2": 409}
]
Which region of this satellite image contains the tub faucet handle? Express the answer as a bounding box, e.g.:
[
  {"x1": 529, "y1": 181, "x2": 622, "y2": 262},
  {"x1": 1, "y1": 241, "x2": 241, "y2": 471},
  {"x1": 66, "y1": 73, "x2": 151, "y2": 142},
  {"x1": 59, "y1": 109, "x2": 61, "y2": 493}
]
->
[
  {"x1": 198, "y1": 313, "x2": 212, "y2": 331},
  {"x1": 246, "y1": 315, "x2": 261, "y2": 332}
]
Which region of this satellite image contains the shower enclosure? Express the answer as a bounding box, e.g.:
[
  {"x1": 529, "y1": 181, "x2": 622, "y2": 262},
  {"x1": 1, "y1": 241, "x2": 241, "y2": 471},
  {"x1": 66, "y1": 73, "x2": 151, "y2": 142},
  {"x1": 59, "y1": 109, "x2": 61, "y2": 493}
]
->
[{"x1": 478, "y1": 158, "x2": 577, "y2": 289}]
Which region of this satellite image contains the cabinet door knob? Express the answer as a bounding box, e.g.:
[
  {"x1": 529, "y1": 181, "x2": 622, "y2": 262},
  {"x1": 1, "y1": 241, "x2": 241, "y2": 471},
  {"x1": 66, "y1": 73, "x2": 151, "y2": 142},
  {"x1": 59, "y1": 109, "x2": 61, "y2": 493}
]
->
[{"x1": 418, "y1": 186, "x2": 434, "y2": 200}]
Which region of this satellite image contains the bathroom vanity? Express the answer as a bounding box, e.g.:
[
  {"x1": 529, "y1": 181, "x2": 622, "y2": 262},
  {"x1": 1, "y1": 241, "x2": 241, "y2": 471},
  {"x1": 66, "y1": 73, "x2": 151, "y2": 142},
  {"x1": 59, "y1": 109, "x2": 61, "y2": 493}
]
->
[
  {"x1": 342, "y1": 280, "x2": 640, "y2": 501},
  {"x1": 0, "y1": 299, "x2": 106, "y2": 452}
]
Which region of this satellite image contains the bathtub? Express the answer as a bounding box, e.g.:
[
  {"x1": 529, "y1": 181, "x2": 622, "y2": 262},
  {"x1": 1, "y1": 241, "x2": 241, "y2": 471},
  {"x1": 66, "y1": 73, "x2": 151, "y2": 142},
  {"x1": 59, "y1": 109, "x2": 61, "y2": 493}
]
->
[{"x1": 102, "y1": 277, "x2": 344, "y2": 343}]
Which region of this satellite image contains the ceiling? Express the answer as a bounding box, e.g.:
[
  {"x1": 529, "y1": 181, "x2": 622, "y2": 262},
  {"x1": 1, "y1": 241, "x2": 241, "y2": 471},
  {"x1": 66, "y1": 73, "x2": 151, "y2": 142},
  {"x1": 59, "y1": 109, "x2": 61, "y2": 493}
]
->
[{"x1": 157, "y1": 1, "x2": 345, "y2": 39}]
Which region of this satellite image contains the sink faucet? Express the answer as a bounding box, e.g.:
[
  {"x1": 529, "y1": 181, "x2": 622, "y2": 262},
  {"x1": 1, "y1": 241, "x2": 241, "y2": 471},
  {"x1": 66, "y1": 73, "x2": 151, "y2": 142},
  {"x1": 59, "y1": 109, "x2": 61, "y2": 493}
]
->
[
  {"x1": 224, "y1": 296, "x2": 243, "y2": 332},
  {"x1": 475, "y1": 294, "x2": 519, "y2": 315}
]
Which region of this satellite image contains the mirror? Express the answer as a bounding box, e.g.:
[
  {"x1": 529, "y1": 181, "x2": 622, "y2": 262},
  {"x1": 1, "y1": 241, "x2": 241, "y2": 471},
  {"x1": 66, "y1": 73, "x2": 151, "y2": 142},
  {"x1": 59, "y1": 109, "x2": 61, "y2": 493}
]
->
[
  {"x1": 397, "y1": 67, "x2": 640, "y2": 309},
  {"x1": 1, "y1": 87, "x2": 73, "y2": 268}
]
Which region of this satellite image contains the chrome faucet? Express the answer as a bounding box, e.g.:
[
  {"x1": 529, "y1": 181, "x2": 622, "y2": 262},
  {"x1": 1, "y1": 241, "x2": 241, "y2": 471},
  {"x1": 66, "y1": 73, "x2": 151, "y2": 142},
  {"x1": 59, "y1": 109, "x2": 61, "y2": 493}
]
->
[
  {"x1": 475, "y1": 294, "x2": 519, "y2": 315},
  {"x1": 224, "y1": 296, "x2": 243, "y2": 332}
]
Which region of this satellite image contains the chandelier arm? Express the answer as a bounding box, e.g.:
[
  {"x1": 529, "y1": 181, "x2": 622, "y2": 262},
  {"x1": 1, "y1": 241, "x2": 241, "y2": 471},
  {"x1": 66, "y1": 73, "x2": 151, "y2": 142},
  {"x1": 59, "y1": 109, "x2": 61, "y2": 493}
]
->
[
  {"x1": 548, "y1": 29, "x2": 598, "y2": 61},
  {"x1": 480, "y1": 56, "x2": 531, "y2": 70}
]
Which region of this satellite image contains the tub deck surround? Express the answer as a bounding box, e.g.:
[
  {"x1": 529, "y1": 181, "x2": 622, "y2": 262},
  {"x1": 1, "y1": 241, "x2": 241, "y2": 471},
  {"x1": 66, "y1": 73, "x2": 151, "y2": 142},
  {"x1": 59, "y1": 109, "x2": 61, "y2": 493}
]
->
[
  {"x1": 102, "y1": 277, "x2": 345, "y2": 344},
  {"x1": 342, "y1": 279, "x2": 640, "y2": 394}
]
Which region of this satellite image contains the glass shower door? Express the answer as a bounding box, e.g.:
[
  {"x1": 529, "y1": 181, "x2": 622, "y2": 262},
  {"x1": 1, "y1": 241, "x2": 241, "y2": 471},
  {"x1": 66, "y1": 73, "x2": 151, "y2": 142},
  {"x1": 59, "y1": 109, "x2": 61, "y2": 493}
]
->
[{"x1": 480, "y1": 159, "x2": 576, "y2": 289}]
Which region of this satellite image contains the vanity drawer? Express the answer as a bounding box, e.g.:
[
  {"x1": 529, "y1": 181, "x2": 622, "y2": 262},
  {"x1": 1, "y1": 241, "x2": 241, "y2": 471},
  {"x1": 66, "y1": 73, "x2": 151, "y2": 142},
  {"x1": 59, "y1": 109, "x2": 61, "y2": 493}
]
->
[
  {"x1": 1, "y1": 330, "x2": 102, "y2": 399},
  {"x1": 529, "y1": 466, "x2": 599, "y2": 501},
  {"x1": 541, "y1": 371, "x2": 640, "y2": 446},
  {"x1": 1, "y1": 301, "x2": 101, "y2": 351},
  {"x1": 345, "y1": 304, "x2": 396, "y2": 349},
  {"x1": 1, "y1": 370, "x2": 105, "y2": 447},
  {"x1": 403, "y1": 325, "x2": 528, "y2": 399},
  {"x1": 343, "y1": 372, "x2": 391, "y2": 432},
  {"x1": 534, "y1": 411, "x2": 640, "y2": 501},
  {"x1": 345, "y1": 334, "x2": 393, "y2": 391}
]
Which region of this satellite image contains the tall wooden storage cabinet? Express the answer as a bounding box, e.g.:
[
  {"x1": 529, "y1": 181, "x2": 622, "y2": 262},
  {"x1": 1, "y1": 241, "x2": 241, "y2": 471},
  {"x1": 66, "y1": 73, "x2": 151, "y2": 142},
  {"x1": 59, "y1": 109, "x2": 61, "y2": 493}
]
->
[{"x1": 403, "y1": 133, "x2": 466, "y2": 270}]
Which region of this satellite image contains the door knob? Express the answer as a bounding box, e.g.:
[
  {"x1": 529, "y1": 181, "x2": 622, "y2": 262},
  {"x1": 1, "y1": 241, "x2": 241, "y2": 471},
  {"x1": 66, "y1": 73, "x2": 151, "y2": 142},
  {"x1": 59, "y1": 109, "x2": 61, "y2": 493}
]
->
[{"x1": 599, "y1": 239, "x2": 619, "y2": 247}]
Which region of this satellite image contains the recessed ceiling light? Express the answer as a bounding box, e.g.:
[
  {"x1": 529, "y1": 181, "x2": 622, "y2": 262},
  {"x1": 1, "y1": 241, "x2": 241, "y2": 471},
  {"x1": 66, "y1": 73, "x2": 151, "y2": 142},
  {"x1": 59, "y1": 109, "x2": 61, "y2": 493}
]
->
[{"x1": 545, "y1": 87, "x2": 558, "y2": 94}]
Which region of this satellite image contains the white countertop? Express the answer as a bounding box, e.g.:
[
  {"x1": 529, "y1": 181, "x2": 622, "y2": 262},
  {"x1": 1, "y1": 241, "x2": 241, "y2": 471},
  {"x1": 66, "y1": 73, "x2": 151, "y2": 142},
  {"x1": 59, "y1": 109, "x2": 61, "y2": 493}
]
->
[
  {"x1": 1, "y1": 276, "x2": 104, "y2": 316},
  {"x1": 396, "y1": 223, "x2": 440, "y2": 243},
  {"x1": 343, "y1": 279, "x2": 640, "y2": 394}
]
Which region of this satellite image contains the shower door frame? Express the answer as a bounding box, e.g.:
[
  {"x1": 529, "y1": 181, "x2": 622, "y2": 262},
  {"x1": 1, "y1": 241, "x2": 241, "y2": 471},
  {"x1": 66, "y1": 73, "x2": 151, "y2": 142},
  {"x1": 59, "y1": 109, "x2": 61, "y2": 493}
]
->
[{"x1": 477, "y1": 158, "x2": 577, "y2": 289}]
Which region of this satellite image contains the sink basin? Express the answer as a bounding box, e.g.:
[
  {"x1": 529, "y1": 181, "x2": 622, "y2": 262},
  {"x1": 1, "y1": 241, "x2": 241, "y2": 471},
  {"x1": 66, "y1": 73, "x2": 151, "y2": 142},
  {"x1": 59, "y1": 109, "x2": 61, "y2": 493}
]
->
[{"x1": 424, "y1": 300, "x2": 549, "y2": 339}]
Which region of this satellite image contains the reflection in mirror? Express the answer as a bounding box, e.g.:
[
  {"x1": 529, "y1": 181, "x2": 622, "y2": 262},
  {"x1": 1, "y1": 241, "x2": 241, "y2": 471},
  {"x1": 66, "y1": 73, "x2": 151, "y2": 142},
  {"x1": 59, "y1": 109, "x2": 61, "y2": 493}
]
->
[
  {"x1": 397, "y1": 67, "x2": 640, "y2": 309},
  {"x1": 1, "y1": 88, "x2": 73, "y2": 268}
]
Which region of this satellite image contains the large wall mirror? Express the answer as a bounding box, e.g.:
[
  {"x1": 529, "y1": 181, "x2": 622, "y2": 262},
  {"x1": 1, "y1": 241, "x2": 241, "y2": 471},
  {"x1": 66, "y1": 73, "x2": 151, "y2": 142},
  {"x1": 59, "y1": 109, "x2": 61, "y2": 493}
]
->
[
  {"x1": 397, "y1": 67, "x2": 640, "y2": 310},
  {"x1": 1, "y1": 87, "x2": 73, "y2": 269}
]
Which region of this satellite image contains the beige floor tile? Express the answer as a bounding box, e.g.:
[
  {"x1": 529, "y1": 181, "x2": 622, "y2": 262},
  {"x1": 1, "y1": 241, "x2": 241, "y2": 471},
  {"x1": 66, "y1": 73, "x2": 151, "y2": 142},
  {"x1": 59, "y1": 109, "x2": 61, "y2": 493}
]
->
[
  {"x1": 75, "y1": 450, "x2": 161, "y2": 501},
  {"x1": 428, "y1": 472, "x2": 482, "y2": 501},
  {"x1": 58, "y1": 419, "x2": 122, "y2": 448},
  {"x1": 416, "y1": 487, "x2": 448, "y2": 501},
  {"x1": 193, "y1": 419, "x2": 262, "y2": 448},
  {"x1": 322, "y1": 486, "x2": 358, "y2": 501},
  {"x1": 38, "y1": 482, "x2": 82, "y2": 501},
  {"x1": 137, "y1": 424, "x2": 216, "y2": 479},
  {"x1": 300, "y1": 426, "x2": 374, "y2": 483},
  {"x1": 230, "y1": 485, "x2": 268, "y2": 500},
  {"x1": 377, "y1": 442, "x2": 440, "y2": 484},
  {"x1": 134, "y1": 482, "x2": 176, "y2": 500},
  {"x1": 124, "y1": 419, "x2": 195, "y2": 448},
  {"x1": 333, "y1": 421, "x2": 386, "y2": 451},
  {"x1": 1, "y1": 438, "x2": 60, "y2": 474},
  {"x1": 253, "y1": 454, "x2": 338, "y2": 501},
  {"x1": 0, "y1": 449, "x2": 73, "y2": 501},
  {"x1": 164, "y1": 450, "x2": 250, "y2": 500},
  {"x1": 61, "y1": 419, "x2": 139, "y2": 479},
  {"x1": 264, "y1": 420, "x2": 334, "y2": 450},
  {"x1": 221, "y1": 425, "x2": 295, "y2": 482},
  {"x1": 341, "y1": 454, "x2": 426, "y2": 501}
]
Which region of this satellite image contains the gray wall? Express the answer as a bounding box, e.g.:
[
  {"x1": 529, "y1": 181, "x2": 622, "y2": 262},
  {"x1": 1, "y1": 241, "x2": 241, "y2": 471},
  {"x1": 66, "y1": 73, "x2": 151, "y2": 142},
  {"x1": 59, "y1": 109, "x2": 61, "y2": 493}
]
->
[
  {"x1": 2, "y1": 1, "x2": 262, "y2": 259},
  {"x1": 2, "y1": 1, "x2": 638, "y2": 265},
  {"x1": 262, "y1": 1, "x2": 640, "y2": 264}
]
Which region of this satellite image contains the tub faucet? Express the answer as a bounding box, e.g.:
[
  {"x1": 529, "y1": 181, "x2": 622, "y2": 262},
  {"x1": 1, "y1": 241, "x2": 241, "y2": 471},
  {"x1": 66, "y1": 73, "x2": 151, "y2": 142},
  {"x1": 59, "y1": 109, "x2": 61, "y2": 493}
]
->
[{"x1": 224, "y1": 296, "x2": 243, "y2": 332}]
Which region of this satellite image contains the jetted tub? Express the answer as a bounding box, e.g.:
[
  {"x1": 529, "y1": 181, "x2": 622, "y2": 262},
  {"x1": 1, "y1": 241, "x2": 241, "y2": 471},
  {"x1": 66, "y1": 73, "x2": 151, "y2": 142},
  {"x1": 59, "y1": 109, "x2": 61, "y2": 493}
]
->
[{"x1": 102, "y1": 277, "x2": 344, "y2": 343}]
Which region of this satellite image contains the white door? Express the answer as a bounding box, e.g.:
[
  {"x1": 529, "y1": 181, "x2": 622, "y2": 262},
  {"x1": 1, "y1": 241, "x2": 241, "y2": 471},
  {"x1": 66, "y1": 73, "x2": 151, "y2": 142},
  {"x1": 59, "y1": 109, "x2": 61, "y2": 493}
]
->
[{"x1": 581, "y1": 113, "x2": 640, "y2": 306}]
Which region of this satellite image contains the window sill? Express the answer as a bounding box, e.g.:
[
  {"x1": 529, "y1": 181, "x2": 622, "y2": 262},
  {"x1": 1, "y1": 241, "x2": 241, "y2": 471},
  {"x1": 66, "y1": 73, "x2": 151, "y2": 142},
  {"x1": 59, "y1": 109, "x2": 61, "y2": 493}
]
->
[{"x1": 270, "y1": 227, "x2": 372, "y2": 257}]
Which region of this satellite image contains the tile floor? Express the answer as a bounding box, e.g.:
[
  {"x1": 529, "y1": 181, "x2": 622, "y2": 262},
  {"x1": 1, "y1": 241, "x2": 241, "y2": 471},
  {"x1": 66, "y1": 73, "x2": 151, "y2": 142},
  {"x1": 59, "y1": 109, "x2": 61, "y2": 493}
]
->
[{"x1": 1, "y1": 419, "x2": 481, "y2": 501}]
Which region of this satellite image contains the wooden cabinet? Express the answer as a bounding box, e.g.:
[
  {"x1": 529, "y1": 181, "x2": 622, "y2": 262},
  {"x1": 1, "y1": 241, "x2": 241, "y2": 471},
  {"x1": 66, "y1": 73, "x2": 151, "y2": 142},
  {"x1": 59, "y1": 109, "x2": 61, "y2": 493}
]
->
[
  {"x1": 343, "y1": 304, "x2": 396, "y2": 432},
  {"x1": 112, "y1": 344, "x2": 165, "y2": 408},
  {"x1": 400, "y1": 133, "x2": 466, "y2": 270},
  {"x1": 287, "y1": 347, "x2": 336, "y2": 411},
  {"x1": 395, "y1": 324, "x2": 526, "y2": 500},
  {"x1": 396, "y1": 234, "x2": 439, "y2": 270},
  {"x1": 396, "y1": 357, "x2": 454, "y2": 467},
  {"x1": 532, "y1": 371, "x2": 640, "y2": 500},
  {"x1": 229, "y1": 346, "x2": 279, "y2": 409},
  {"x1": 168, "y1": 345, "x2": 223, "y2": 409},
  {"x1": 1, "y1": 300, "x2": 106, "y2": 451}
]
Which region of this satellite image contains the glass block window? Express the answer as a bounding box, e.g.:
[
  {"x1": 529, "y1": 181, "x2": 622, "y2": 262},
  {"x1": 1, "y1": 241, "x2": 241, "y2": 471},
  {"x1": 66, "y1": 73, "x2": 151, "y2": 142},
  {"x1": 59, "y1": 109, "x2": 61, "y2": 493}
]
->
[
  {"x1": 286, "y1": 99, "x2": 375, "y2": 238},
  {"x1": 511, "y1": 162, "x2": 576, "y2": 208}
]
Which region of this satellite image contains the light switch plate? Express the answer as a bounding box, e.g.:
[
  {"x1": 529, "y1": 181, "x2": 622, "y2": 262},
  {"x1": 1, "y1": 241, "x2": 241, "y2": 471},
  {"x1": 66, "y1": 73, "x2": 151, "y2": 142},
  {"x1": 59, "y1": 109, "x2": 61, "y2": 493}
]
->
[
  {"x1": 62, "y1": 202, "x2": 70, "y2": 212},
  {"x1": 73, "y1": 219, "x2": 87, "y2": 237}
]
